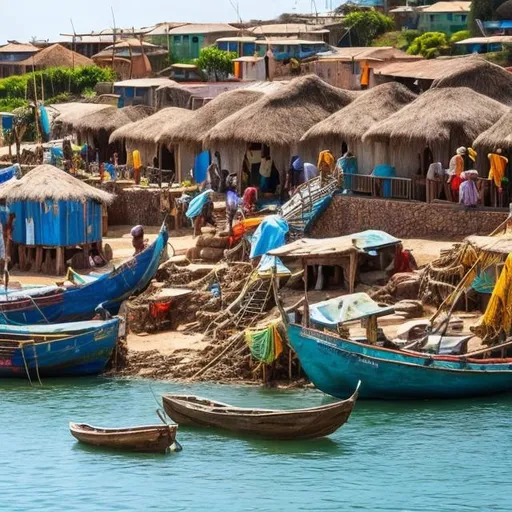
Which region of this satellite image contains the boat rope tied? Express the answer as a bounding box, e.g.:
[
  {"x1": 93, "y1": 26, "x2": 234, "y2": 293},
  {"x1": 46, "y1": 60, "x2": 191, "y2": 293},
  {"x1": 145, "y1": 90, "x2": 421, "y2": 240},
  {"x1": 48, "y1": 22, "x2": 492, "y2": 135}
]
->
[{"x1": 245, "y1": 321, "x2": 284, "y2": 364}]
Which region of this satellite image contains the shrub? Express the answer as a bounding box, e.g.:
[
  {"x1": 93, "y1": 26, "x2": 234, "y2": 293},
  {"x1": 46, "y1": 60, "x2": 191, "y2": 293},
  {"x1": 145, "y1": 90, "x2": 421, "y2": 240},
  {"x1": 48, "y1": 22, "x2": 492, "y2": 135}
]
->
[
  {"x1": 450, "y1": 30, "x2": 471, "y2": 44},
  {"x1": 196, "y1": 47, "x2": 237, "y2": 81},
  {"x1": 373, "y1": 30, "x2": 421, "y2": 51},
  {"x1": 407, "y1": 32, "x2": 450, "y2": 59}
]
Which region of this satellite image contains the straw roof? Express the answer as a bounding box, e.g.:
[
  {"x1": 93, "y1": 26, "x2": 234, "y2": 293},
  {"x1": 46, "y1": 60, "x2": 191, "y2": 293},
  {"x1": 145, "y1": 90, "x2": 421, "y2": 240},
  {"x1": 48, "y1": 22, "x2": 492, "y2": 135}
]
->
[
  {"x1": 0, "y1": 165, "x2": 113, "y2": 204},
  {"x1": 157, "y1": 89, "x2": 264, "y2": 146},
  {"x1": 431, "y1": 56, "x2": 512, "y2": 106},
  {"x1": 53, "y1": 103, "x2": 113, "y2": 127},
  {"x1": 473, "y1": 110, "x2": 512, "y2": 152},
  {"x1": 16, "y1": 44, "x2": 94, "y2": 68},
  {"x1": 110, "y1": 107, "x2": 195, "y2": 144},
  {"x1": 301, "y1": 82, "x2": 417, "y2": 144},
  {"x1": 72, "y1": 105, "x2": 154, "y2": 133},
  {"x1": 205, "y1": 75, "x2": 358, "y2": 147},
  {"x1": 363, "y1": 87, "x2": 508, "y2": 147},
  {"x1": 0, "y1": 42, "x2": 38, "y2": 53}
]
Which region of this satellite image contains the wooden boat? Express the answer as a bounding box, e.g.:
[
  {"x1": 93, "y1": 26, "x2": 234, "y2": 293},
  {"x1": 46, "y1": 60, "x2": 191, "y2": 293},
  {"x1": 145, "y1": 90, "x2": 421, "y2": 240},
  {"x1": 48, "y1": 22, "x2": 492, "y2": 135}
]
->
[
  {"x1": 287, "y1": 323, "x2": 512, "y2": 400},
  {"x1": 0, "y1": 225, "x2": 168, "y2": 325},
  {"x1": 162, "y1": 384, "x2": 359, "y2": 440},
  {"x1": 0, "y1": 318, "x2": 120, "y2": 379},
  {"x1": 69, "y1": 422, "x2": 178, "y2": 453}
]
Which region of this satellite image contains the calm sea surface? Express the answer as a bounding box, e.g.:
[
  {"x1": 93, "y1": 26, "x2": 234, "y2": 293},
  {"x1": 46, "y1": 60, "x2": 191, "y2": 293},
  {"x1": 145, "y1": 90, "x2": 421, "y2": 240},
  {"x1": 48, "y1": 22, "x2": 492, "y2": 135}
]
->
[{"x1": 1, "y1": 377, "x2": 510, "y2": 511}]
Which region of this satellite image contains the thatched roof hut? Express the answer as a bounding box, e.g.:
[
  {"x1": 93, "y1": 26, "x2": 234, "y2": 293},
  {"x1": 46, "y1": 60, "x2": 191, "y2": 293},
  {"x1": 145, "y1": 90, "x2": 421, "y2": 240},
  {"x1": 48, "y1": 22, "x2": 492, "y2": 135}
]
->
[
  {"x1": 206, "y1": 75, "x2": 357, "y2": 148},
  {"x1": 363, "y1": 87, "x2": 508, "y2": 176},
  {"x1": 301, "y1": 83, "x2": 417, "y2": 174},
  {"x1": 473, "y1": 110, "x2": 512, "y2": 153},
  {"x1": 53, "y1": 103, "x2": 112, "y2": 129},
  {"x1": 205, "y1": 75, "x2": 357, "y2": 176},
  {"x1": 0, "y1": 164, "x2": 113, "y2": 204},
  {"x1": 73, "y1": 105, "x2": 154, "y2": 133},
  {"x1": 109, "y1": 107, "x2": 195, "y2": 177},
  {"x1": 157, "y1": 89, "x2": 264, "y2": 147},
  {"x1": 431, "y1": 56, "x2": 512, "y2": 106},
  {"x1": 16, "y1": 44, "x2": 94, "y2": 69},
  {"x1": 110, "y1": 107, "x2": 193, "y2": 145}
]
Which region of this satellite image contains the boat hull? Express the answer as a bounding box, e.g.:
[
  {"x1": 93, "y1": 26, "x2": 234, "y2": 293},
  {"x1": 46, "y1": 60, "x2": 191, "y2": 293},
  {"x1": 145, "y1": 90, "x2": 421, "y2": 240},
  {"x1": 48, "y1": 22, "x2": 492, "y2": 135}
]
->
[
  {"x1": 162, "y1": 388, "x2": 358, "y2": 440},
  {"x1": 288, "y1": 323, "x2": 512, "y2": 399},
  {"x1": 69, "y1": 423, "x2": 177, "y2": 453},
  {"x1": 0, "y1": 318, "x2": 120, "y2": 378},
  {"x1": 0, "y1": 227, "x2": 168, "y2": 324}
]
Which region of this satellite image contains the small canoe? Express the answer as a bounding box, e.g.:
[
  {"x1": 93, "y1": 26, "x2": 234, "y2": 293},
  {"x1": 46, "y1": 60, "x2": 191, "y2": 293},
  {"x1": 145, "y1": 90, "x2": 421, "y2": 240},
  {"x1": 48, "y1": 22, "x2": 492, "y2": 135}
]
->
[
  {"x1": 69, "y1": 422, "x2": 178, "y2": 453},
  {"x1": 162, "y1": 383, "x2": 359, "y2": 440}
]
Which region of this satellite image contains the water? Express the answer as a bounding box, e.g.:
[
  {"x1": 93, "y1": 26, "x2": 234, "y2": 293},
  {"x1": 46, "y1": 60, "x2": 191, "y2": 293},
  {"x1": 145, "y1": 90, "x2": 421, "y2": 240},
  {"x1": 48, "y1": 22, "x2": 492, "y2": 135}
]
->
[{"x1": 1, "y1": 378, "x2": 511, "y2": 512}]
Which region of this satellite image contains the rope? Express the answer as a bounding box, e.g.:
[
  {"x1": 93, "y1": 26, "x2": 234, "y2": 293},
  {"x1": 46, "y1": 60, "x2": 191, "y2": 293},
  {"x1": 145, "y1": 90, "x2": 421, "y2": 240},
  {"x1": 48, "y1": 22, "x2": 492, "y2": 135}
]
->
[
  {"x1": 19, "y1": 342, "x2": 33, "y2": 386},
  {"x1": 31, "y1": 342, "x2": 42, "y2": 386}
]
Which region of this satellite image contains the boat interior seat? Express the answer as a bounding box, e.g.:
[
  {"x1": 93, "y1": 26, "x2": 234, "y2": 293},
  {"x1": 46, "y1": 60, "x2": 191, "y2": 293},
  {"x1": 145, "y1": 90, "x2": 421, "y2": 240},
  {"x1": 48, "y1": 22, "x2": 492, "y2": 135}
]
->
[{"x1": 422, "y1": 335, "x2": 472, "y2": 355}]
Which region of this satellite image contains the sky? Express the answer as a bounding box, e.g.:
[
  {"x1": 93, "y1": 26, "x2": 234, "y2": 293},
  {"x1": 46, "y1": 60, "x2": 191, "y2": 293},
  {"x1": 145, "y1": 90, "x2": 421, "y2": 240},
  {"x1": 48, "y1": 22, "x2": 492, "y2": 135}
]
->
[{"x1": 0, "y1": 0, "x2": 325, "y2": 44}]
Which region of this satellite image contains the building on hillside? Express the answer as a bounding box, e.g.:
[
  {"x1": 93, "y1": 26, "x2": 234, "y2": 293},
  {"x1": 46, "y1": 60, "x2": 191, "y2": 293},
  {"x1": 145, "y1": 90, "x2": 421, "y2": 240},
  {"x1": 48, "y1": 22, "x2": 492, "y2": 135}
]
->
[
  {"x1": 389, "y1": 6, "x2": 420, "y2": 30},
  {"x1": 296, "y1": 47, "x2": 422, "y2": 89},
  {"x1": 0, "y1": 42, "x2": 39, "y2": 78},
  {"x1": 216, "y1": 37, "x2": 257, "y2": 57},
  {"x1": 143, "y1": 22, "x2": 189, "y2": 48},
  {"x1": 454, "y1": 35, "x2": 512, "y2": 55},
  {"x1": 248, "y1": 24, "x2": 330, "y2": 43},
  {"x1": 417, "y1": 1, "x2": 471, "y2": 35},
  {"x1": 166, "y1": 23, "x2": 241, "y2": 60},
  {"x1": 113, "y1": 78, "x2": 175, "y2": 108}
]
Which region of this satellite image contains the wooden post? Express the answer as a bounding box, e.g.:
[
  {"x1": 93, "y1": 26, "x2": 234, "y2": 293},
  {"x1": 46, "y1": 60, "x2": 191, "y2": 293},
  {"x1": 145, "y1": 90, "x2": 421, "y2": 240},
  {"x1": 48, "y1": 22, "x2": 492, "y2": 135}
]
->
[
  {"x1": 303, "y1": 259, "x2": 309, "y2": 327},
  {"x1": 366, "y1": 315, "x2": 378, "y2": 344},
  {"x1": 34, "y1": 247, "x2": 43, "y2": 273},
  {"x1": 56, "y1": 247, "x2": 65, "y2": 276},
  {"x1": 349, "y1": 250, "x2": 358, "y2": 294}
]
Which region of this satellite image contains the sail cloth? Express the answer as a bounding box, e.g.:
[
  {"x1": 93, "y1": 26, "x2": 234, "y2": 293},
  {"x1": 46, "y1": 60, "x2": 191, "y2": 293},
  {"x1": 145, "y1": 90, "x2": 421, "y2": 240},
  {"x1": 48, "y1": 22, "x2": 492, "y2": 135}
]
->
[
  {"x1": 472, "y1": 253, "x2": 512, "y2": 345},
  {"x1": 245, "y1": 321, "x2": 284, "y2": 364},
  {"x1": 249, "y1": 215, "x2": 289, "y2": 259},
  {"x1": 310, "y1": 293, "x2": 394, "y2": 328}
]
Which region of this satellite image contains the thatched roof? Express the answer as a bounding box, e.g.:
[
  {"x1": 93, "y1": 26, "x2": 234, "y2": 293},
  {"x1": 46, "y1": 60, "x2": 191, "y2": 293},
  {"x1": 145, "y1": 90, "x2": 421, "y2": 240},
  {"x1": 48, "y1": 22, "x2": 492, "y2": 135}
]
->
[
  {"x1": 363, "y1": 87, "x2": 508, "y2": 148},
  {"x1": 301, "y1": 82, "x2": 417, "y2": 144},
  {"x1": 53, "y1": 103, "x2": 112, "y2": 128},
  {"x1": 16, "y1": 44, "x2": 94, "y2": 68},
  {"x1": 497, "y1": 0, "x2": 512, "y2": 19},
  {"x1": 0, "y1": 165, "x2": 113, "y2": 204},
  {"x1": 205, "y1": 75, "x2": 358, "y2": 147},
  {"x1": 431, "y1": 56, "x2": 512, "y2": 106},
  {"x1": 473, "y1": 110, "x2": 512, "y2": 152},
  {"x1": 110, "y1": 107, "x2": 195, "y2": 144},
  {"x1": 72, "y1": 105, "x2": 154, "y2": 133},
  {"x1": 157, "y1": 89, "x2": 264, "y2": 146}
]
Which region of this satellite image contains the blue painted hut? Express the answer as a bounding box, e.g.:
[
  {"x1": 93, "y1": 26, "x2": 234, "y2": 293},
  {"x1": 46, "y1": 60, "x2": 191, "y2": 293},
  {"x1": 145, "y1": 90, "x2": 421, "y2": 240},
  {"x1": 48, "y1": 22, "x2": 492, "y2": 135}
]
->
[{"x1": 0, "y1": 164, "x2": 114, "y2": 274}]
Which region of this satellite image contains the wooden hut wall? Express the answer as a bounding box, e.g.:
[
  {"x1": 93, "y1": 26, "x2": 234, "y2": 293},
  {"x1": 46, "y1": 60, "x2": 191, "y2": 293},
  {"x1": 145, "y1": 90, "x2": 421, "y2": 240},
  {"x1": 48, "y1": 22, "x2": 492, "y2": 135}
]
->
[
  {"x1": 126, "y1": 141, "x2": 157, "y2": 167},
  {"x1": 176, "y1": 144, "x2": 197, "y2": 183}
]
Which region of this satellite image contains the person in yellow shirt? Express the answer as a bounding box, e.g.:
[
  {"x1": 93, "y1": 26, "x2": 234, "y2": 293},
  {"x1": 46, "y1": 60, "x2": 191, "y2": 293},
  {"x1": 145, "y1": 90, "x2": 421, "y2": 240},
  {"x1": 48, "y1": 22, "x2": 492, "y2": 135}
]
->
[{"x1": 488, "y1": 149, "x2": 509, "y2": 193}]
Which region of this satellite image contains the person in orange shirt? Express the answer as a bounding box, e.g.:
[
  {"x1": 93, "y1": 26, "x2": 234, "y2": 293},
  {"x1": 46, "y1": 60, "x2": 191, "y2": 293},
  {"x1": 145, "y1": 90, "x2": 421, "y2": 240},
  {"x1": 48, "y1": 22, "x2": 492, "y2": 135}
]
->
[{"x1": 488, "y1": 149, "x2": 509, "y2": 193}]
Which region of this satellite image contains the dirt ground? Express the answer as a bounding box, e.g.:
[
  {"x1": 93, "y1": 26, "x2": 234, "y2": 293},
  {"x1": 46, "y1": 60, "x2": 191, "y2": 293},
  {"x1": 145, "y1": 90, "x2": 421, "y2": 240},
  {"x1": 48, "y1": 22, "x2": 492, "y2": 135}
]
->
[{"x1": 7, "y1": 227, "x2": 462, "y2": 365}]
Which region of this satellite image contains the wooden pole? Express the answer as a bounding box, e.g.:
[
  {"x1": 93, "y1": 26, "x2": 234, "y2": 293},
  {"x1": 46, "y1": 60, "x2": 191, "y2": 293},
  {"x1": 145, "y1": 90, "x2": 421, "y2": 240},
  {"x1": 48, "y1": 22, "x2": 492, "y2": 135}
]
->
[{"x1": 303, "y1": 258, "x2": 309, "y2": 327}]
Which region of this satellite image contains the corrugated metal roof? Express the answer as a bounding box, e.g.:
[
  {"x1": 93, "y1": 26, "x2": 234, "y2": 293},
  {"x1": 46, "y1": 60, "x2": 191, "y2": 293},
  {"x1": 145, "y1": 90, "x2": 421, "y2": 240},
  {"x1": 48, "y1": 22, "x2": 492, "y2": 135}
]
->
[
  {"x1": 420, "y1": 1, "x2": 471, "y2": 12},
  {"x1": 168, "y1": 23, "x2": 239, "y2": 35},
  {"x1": 250, "y1": 24, "x2": 330, "y2": 35},
  {"x1": 374, "y1": 57, "x2": 466, "y2": 80}
]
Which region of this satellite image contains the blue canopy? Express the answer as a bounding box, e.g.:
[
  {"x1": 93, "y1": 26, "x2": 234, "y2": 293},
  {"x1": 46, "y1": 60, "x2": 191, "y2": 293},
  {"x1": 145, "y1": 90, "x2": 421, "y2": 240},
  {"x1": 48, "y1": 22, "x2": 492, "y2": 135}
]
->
[
  {"x1": 0, "y1": 164, "x2": 20, "y2": 184},
  {"x1": 257, "y1": 254, "x2": 291, "y2": 277},
  {"x1": 250, "y1": 215, "x2": 289, "y2": 259}
]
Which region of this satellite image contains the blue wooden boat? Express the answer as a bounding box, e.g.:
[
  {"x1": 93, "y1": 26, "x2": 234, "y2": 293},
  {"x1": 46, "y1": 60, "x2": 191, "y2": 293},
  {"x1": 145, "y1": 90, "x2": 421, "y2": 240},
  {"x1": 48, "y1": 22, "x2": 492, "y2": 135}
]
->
[
  {"x1": 0, "y1": 225, "x2": 168, "y2": 324},
  {"x1": 0, "y1": 318, "x2": 120, "y2": 378},
  {"x1": 287, "y1": 323, "x2": 512, "y2": 399}
]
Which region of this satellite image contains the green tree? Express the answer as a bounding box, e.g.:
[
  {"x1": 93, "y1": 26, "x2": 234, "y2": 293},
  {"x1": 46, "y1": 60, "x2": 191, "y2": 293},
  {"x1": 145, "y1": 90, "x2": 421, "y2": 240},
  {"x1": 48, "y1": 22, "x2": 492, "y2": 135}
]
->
[
  {"x1": 342, "y1": 9, "x2": 395, "y2": 46},
  {"x1": 407, "y1": 32, "x2": 450, "y2": 59},
  {"x1": 372, "y1": 30, "x2": 421, "y2": 51},
  {"x1": 12, "y1": 106, "x2": 34, "y2": 161},
  {"x1": 196, "y1": 47, "x2": 237, "y2": 81}
]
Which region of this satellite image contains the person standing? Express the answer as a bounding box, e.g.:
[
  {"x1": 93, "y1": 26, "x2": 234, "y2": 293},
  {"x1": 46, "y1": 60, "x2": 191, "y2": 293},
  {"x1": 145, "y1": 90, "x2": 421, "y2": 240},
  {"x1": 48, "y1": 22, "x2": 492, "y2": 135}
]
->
[
  {"x1": 225, "y1": 174, "x2": 240, "y2": 236},
  {"x1": 459, "y1": 170, "x2": 479, "y2": 208},
  {"x1": 488, "y1": 149, "x2": 509, "y2": 207},
  {"x1": 133, "y1": 150, "x2": 142, "y2": 185},
  {"x1": 447, "y1": 147, "x2": 466, "y2": 202}
]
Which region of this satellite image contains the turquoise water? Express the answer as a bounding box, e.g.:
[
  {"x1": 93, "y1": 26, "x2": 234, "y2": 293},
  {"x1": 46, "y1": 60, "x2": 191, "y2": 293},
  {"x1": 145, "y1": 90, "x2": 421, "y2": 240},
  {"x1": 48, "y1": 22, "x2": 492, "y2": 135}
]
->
[{"x1": 2, "y1": 377, "x2": 511, "y2": 512}]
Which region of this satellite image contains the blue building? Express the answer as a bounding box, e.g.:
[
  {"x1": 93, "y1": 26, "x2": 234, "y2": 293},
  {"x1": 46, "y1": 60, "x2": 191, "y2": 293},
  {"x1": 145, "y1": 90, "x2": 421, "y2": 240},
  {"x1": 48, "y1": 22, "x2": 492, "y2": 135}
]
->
[{"x1": 0, "y1": 164, "x2": 113, "y2": 274}]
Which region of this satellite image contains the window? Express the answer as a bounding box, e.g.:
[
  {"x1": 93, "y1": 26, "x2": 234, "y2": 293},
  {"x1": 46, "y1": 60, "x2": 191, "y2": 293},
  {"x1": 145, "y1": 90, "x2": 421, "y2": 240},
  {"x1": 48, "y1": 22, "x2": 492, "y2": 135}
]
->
[
  {"x1": 192, "y1": 36, "x2": 199, "y2": 43},
  {"x1": 173, "y1": 36, "x2": 181, "y2": 43},
  {"x1": 430, "y1": 14, "x2": 435, "y2": 22},
  {"x1": 447, "y1": 13, "x2": 453, "y2": 21},
  {"x1": 461, "y1": 15, "x2": 467, "y2": 22}
]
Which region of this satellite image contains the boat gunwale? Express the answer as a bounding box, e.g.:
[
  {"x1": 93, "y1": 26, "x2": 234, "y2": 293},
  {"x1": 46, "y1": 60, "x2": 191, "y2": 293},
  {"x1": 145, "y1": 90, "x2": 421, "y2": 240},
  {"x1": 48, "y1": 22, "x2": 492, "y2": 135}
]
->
[
  {"x1": 294, "y1": 323, "x2": 512, "y2": 374},
  {"x1": 162, "y1": 384, "x2": 360, "y2": 418},
  {"x1": 69, "y1": 422, "x2": 177, "y2": 436}
]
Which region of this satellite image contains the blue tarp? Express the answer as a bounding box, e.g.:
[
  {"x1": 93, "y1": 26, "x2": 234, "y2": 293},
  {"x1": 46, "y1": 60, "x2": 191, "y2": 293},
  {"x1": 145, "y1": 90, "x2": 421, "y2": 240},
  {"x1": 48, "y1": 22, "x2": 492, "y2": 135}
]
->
[
  {"x1": 11, "y1": 199, "x2": 102, "y2": 246},
  {"x1": 1, "y1": 113, "x2": 13, "y2": 131},
  {"x1": 194, "y1": 151, "x2": 210, "y2": 184},
  {"x1": 372, "y1": 164, "x2": 396, "y2": 198},
  {"x1": 250, "y1": 215, "x2": 289, "y2": 259},
  {"x1": 39, "y1": 106, "x2": 50, "y2": 139},
  {"x1": 0, "y1": 164, "x2": 20, "y2": 184},
  {"x1": 185, "y1": 190, "x2": 211, "y2": 219},
  {"x1": 352, "y1": 230, "x2": 400, "y2": 252}
]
